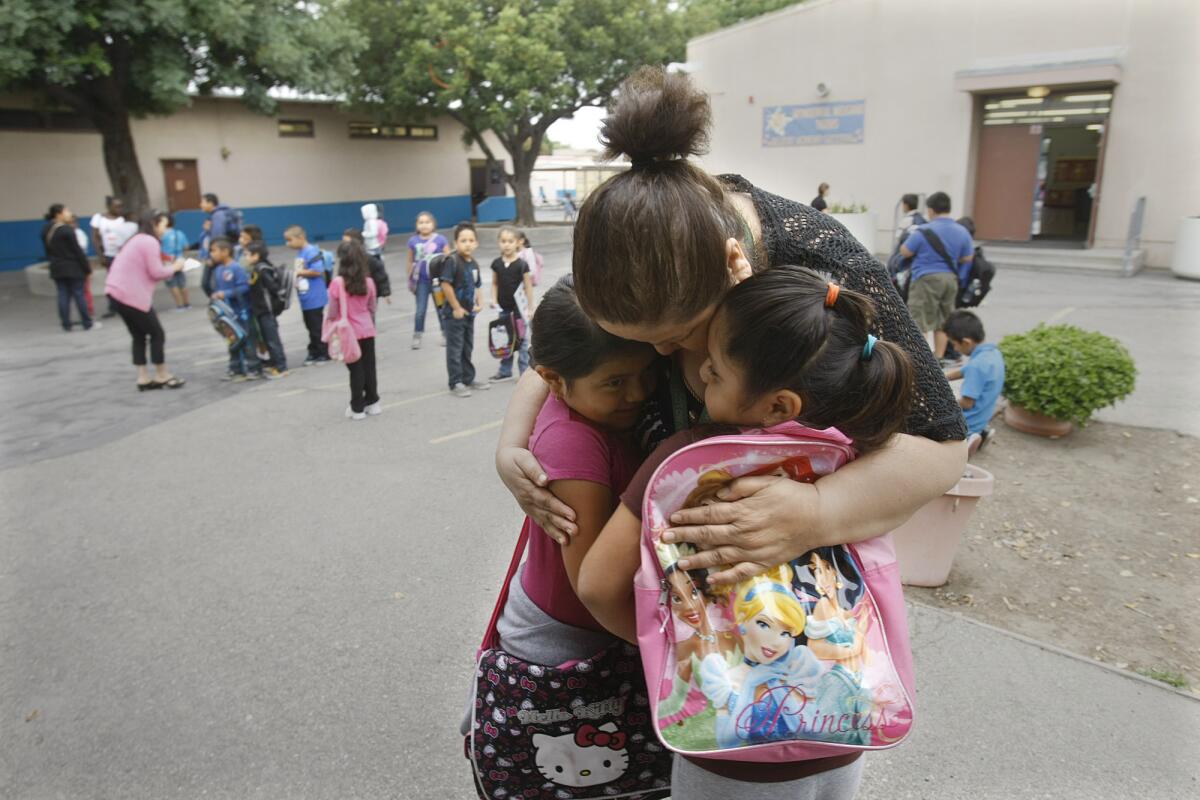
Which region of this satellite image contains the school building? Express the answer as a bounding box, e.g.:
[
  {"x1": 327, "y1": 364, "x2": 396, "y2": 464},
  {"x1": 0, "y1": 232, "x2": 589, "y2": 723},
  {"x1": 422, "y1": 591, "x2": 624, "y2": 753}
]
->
[
  {"x1": 0, "y1": 92, "x2": 515, "y2": 271},
  {"x1": 686, "y1": 0, "x2": 1198, "y2": 270}
]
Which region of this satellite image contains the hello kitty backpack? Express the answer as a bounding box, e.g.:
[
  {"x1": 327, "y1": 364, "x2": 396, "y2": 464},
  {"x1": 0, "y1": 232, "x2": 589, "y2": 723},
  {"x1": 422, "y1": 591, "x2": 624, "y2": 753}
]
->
[
  {"x1": 633, "y1": 422, "x2": 916, "y2": 763},
  {"x1": 465, "y1": 521, "x2": 672, "y2": 800}
]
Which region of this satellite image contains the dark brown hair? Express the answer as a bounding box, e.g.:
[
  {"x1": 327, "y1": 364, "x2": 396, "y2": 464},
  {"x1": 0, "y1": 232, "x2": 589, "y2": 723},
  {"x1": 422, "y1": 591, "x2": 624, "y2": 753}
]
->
[
  {"x1": 531, "y1": 277, "x2": 652, "y2": 383},
  {"x1": 138, "y1": 208, "x2": 168, "y2": 237},
  {"x1": 718, "y1": 266, "x2": 913, "y2": 453},
  {"x1": 336, "y1": 239, "x2": 370, "y2": 296},
  {"x1": 573, "y1": 66, "x2": 742, "y2": 327}
]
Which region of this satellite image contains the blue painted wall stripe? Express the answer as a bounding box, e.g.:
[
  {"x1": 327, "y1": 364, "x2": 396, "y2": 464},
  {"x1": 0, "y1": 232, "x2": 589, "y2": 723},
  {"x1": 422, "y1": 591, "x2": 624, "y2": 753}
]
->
[{"x1": 0, "y1": 195, "x2": 474, "y2": 272}]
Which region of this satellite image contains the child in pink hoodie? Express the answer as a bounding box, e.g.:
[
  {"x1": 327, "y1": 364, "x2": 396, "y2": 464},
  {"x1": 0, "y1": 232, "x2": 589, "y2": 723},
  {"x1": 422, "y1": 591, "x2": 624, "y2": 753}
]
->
[{"x1": 323, "y1": 239, "x2": 379, "y2": 420}]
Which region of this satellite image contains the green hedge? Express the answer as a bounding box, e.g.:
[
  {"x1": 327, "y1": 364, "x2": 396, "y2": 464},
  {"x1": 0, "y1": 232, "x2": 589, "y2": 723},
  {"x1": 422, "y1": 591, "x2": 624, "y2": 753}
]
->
[{"x1": 999, "y1": 324, "x2": 1136, "y2": 426}]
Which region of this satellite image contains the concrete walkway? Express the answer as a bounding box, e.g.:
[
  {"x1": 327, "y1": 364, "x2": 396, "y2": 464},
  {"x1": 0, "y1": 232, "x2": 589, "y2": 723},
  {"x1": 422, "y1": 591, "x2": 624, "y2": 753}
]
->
[{"x1": 1, "y1": 227, "x2": 1197, "y2": 798}]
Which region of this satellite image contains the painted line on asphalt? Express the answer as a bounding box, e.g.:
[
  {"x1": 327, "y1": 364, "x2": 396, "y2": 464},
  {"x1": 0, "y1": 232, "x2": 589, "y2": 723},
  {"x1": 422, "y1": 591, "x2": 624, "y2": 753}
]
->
[
  {"x1": 193, "y1": 356, "x2": 228, "y2": 366},
  {"x1": 429, "y1": 419, "x2": 502, "y2": 444},
  {"x1": 276, "y1": 388, "x2": 307, "y2": 398},
  {"x1": 382, "y1": 390, "x2": 448, "y2": 410},
  {"x1": 1047, "y1": 306, "x2": 1075, "y2": 323}
]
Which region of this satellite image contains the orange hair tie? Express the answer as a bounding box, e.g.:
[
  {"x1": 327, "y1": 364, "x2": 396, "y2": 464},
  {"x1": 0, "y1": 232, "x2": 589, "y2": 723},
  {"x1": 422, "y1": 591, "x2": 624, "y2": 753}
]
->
[{"x1": 825, "y1": 282, "x2": 840, "y2": 308}]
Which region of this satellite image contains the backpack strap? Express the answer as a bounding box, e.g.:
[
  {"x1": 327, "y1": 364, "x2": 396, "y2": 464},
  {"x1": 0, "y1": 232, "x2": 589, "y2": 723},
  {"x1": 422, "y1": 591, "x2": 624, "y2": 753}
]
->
[
  {"x1": 920, "y1": 226, "x2": 957, "y2": 274},
  {"x1": 44, "y1": 222, "x2": 64, "y2": 248},
  {"x1": 479, "y1": 519, "x2": 532, "y2": 653}
]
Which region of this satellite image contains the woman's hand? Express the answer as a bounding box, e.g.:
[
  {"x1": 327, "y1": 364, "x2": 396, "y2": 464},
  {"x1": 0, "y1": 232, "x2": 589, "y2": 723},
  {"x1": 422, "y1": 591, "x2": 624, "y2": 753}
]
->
[
  {"x1": 663, "y1": 435, "x2": 968, "y2": 587},
  {"x1": 495, "y1": 445, "x2": 577, "y2": 544},
  {"x1": 663, "y1": 475, "x2": 825, "y2": 586}
]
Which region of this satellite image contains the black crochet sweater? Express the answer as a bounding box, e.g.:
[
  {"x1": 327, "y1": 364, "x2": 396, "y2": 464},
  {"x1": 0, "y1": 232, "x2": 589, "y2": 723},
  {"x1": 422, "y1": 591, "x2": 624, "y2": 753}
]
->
[
  {"x1": 723, "y1": 174, "x2": 967, "y2": 442},
  {"x1": 633, "y1": 177, "x2": 967, "y2": 453}
]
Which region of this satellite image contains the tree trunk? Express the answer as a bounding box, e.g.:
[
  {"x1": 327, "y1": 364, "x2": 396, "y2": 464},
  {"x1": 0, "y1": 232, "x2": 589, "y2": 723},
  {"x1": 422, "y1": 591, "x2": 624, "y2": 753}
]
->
[
  {"x1": 95, "y1": 109, "x2": 150, "y2": 214},
  {"x1": 513, "y1": 169, "x2": 536, "y2": 227}
]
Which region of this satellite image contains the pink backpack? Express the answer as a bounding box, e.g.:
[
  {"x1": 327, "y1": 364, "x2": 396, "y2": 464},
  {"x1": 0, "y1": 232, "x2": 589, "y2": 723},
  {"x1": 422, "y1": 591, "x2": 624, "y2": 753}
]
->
[{"x1": 633, "y1": 422, "x2": 915, "y2": 762}]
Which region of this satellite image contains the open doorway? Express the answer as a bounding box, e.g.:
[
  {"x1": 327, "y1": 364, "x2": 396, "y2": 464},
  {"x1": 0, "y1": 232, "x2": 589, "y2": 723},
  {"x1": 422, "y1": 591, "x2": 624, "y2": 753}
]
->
[
  {"x1": 468, "y1": 159, "x2": 506, "y2": 216},
  {"x1": 972, "y1": 87, "x2": 1112, "y2": 246}
]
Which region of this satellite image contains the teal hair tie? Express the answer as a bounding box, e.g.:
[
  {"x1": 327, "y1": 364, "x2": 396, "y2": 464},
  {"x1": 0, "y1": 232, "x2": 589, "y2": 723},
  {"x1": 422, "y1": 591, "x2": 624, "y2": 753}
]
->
[{"x1": 861, "y1": 334, "x2": 878, "y2": 360}]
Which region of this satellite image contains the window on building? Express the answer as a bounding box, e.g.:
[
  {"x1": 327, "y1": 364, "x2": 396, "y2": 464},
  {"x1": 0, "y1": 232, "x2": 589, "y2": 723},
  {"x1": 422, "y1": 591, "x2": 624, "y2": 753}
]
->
[
  {"x1": 0, "y1": 108, "x2": 94, "y2": 132},
  {"x1": 277, "y1": 119, "x2": 314, "y2": 137},
  {"x1": 348, "y1": 122, "x2": 437, "y2": 140}
]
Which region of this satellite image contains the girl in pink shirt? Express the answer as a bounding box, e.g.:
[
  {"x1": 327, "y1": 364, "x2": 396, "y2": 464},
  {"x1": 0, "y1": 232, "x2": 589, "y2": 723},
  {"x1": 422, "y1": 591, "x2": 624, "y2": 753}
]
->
[
  {"x1": 104, "y1": 210, "x2": 186, "y2": 391},
  {"x1": 490, "y1": 279, "x2": 658, "y2": 664},
  {"x1": 323, "y1": 240, "x2": 378, "y2": 420}
]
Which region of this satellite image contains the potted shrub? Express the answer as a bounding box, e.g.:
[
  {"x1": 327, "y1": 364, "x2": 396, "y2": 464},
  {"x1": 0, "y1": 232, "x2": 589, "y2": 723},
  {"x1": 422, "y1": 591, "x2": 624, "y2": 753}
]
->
[
  {"x1": 828, "y1": 202, "x2": 877, "y2": 253},
  {"x1": 999, "y1": 324, "x2": 1137, "y2": 437}
]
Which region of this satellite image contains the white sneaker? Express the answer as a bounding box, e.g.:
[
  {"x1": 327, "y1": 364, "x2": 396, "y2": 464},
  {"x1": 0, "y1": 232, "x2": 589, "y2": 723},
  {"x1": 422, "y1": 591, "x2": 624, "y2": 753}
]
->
[
  {"x1": 452, "y1": 382, "x2": 472, "y2": 398},
  {"x1": 345, "y1": 406, "x2": 366, "y2": 420},
  {"x1": 365, "y1": 402, "x2": 382, "y2": 416},
  {"x1": 411, "y1": 333, "x2": 422, "y2": 350}
]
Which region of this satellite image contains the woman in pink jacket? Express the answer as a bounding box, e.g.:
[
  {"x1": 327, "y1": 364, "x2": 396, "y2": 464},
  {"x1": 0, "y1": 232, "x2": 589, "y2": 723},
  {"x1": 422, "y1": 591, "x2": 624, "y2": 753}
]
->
[{"x1": 105, "y1": 209, "x2": 187, "y2": 390}]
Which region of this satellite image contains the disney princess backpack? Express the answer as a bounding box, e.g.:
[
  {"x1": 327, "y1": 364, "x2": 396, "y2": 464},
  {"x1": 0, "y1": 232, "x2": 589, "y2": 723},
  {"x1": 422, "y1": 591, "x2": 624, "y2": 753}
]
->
[{"x1": 633, "y1": 422, "x2": 916, "y2": 762}]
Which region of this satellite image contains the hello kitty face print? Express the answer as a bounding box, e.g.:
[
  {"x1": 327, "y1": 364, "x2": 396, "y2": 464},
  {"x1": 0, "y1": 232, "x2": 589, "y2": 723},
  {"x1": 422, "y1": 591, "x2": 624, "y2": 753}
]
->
[{"x1": 532, "y1": 722, "x2": 630, "y2": 788}]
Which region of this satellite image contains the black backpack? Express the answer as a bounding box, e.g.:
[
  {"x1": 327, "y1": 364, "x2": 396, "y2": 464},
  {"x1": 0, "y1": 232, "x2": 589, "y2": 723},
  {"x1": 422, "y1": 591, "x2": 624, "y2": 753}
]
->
[{"x1": 957, "y1": 247, "x2": 995, "y2": 308}]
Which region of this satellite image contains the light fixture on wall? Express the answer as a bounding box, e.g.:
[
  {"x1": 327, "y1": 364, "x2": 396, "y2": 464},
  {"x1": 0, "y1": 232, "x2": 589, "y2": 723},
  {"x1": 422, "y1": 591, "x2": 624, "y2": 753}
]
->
[
  {"x1": 220, "y1": 146, "x2": 231, "y2": 160},
  {"x1": 1026, "y1": 86, "x2": 1051, "y2": 98},
  {"x1": 816, "y1": 82, "x2": 831, "y2": 98}
]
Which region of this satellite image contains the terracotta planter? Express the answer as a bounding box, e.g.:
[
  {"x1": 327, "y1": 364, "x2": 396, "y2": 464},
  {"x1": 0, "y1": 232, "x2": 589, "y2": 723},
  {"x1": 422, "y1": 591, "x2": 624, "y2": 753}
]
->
[
  {"x1": 891, "y1": 464, "x2": 995, "y2": 587},
  {"x1": 1003, "y1": 403, "x2": 1074, "y2": 438}
]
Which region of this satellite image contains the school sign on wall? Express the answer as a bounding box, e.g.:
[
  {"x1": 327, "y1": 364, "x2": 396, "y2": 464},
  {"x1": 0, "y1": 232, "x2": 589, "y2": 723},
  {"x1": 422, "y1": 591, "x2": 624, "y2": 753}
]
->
[{"x1": 762, "y1": 101, "x2": 866, "y2": 146}]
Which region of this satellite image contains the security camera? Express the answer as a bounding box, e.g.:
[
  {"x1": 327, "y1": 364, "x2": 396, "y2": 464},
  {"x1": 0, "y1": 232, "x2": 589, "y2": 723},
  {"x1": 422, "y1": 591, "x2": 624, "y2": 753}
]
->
[{"x1": 816, "y1": 83, "x2": 830, "y2": 98}]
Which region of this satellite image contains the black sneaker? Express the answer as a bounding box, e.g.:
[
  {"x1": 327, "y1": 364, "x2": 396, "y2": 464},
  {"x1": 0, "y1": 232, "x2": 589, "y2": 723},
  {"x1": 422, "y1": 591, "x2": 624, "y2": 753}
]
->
[
  {"x1": 489, "y1": 373, "x2": 515, "y2": 383},
  {"x1": 303, "y1": 356, "x2": 317, "y2": 367}
]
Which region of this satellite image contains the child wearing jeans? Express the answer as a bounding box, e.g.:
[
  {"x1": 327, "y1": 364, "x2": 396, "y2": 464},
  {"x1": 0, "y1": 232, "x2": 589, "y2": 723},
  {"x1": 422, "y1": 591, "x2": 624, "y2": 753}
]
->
[
  {"x1": 578, "y1": 266, "x2": 917, "y2": 800},
  {"x1": 323, "y1": 240, "x2": 380, "y2": 420},
  {"x1": 438, "y1": 223, "x2": 489, "y2": 398},
  {"x1": 245, "y1": 241, "x2": 288, "y2": 378},
  {"x1": 209, "y1": 238, "x2": 262, "y2": 382},
  {"x1": 160, "y1": 213, "x2": 190, "y2": 311},
  {"x1": 943, "y1": 310, "x2": 1004, "y2": 454},
  {"x1": 284, "y1": 224, "x2": 330, "y2": 365},
  {"x1": 489, "y1": 225, "x2": 535, "y2": 383},
  {"x1": 406, "y1": 211, "x2": 450, "y2": 349}
]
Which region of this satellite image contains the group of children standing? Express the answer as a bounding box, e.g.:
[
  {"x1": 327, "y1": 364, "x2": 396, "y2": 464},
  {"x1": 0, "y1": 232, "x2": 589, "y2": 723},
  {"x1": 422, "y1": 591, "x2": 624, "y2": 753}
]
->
[{"x1": 405, "y1": 214, "x2": 541, "y2": 398}]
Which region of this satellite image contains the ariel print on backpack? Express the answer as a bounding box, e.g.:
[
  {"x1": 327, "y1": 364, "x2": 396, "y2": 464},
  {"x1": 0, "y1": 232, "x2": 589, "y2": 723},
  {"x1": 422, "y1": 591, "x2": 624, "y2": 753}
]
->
[{"x1": 635, "y1": 425, "x2": 915, "y2": 760}]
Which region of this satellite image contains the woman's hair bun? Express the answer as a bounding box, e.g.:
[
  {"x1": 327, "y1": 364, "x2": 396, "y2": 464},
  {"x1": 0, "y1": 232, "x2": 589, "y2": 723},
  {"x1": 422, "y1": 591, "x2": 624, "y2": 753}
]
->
[{"x1": 600, "y1": 65, "x2": 711, "y2": 165}]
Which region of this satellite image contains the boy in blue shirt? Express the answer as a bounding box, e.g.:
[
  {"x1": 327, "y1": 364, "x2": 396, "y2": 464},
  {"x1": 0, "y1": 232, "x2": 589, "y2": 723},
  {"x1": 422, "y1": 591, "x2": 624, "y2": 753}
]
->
[
  {"x1": 943, "y1": 310, "x2": 1005, "y2": 454},
  {"x1": 284, "y1": 224, "x2": 330, "y2": 365},
  {"x1": 161, "y1": 213, "x2": 191, "y2": 311},
  {"x1": 210, "y1": 238, "x2": 262, "y2": 381}
]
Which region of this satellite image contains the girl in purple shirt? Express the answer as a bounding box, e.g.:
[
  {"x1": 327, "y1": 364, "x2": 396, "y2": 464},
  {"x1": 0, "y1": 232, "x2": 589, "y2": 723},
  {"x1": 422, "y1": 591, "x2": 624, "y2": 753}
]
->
[{"x1": 406, "y1": 211, "x2": 450, "y2": 349}]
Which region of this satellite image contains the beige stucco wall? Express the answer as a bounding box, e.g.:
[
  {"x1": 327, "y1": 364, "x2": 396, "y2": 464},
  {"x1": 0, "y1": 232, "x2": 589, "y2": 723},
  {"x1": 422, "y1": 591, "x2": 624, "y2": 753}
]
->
[
  {"x1": 687, "y1": 0, "x2": 1199, "y2": 266},
  {"x1": 0, "y1": 97, "x2": 509, "y2": 220}
]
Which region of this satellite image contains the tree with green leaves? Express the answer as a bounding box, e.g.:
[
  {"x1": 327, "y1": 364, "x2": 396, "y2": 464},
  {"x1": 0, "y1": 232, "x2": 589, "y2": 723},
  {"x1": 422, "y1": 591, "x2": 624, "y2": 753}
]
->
[
  {"x1": 348, "y1": 0, "x2": 684, "y2": 225},
  {"x1": 0, "y1": 1, "x2": 361, "y2": 213}
]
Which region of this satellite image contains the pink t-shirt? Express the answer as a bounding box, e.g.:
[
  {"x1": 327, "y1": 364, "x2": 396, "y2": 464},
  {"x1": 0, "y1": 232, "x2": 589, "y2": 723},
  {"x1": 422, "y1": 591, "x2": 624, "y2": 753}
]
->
[
  {"x1": 520, "y1": 394, "x2": 640, "y2": 631},
  {"x1": 325, "y1": 276, "x2": 377, "y2": 339},
  {"x1": 104, "y1": 233, "x2": 176, "y2": 312}
]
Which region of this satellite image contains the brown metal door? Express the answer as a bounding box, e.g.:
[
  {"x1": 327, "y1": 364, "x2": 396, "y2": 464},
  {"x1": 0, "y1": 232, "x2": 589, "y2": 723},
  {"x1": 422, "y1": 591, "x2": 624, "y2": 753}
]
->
[
  {"x1": 161, "y1": 160, "x2": 201, "y2": 212},
  {"x1": 972, "y1": 126, "x2": 1041, "y2": 241}
]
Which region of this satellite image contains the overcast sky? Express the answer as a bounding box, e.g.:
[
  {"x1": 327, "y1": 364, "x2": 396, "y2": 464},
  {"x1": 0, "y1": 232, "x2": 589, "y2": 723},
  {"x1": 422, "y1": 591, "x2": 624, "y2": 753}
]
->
[{"x1": 546, "y1": 106, "x2": 605, "y2": 150}]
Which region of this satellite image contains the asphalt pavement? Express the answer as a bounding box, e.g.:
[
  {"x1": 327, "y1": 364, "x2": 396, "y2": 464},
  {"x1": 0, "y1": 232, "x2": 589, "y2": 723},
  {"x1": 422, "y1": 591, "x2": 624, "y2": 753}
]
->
[{"x1": 1, "y1": 229, "x2": 1197, "y2": 799}]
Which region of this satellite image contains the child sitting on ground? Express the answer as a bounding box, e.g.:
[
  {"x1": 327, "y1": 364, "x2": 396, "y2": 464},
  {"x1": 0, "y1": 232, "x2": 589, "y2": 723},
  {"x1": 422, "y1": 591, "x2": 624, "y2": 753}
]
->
[
  {"x1": 284, "y1": 224, "x2": 330, "y2": 365},
  {"x1": 245, "y1": 241, "x2": 288, "y2": 379},
  {"x1": 943, "y1": 310, "x2": 1004, "y2": 454},
  {"x1": 209, "y1": 238, "x2": 262, "y2": 381},
  {"x1": 488, "y1": 225, "x2": 535, "y2": 383}
]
